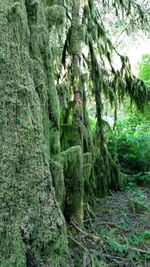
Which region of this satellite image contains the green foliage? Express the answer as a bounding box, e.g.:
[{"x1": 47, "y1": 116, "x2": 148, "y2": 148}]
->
[
  {"x1": 1, "y1": 0, "x2": 150, "y2": 264},
  {"x1": 89, "y1": 117, "x2": 96, "y2": 139},
  {"x1": 108, "y1": 112, "x2": 150, "y2": 172},
  {"x1": 108, "y1": 238, "x2": 128, "y2": 253},
  {"x1": 139, "y1": 54, "x2": 150, "y2": 86},
  {"x1": 126, "y1": 172, "x2": 150, "y2": 189},
  {"x1": 70, "y1": 183, "x2": 150, "y2": 266}
]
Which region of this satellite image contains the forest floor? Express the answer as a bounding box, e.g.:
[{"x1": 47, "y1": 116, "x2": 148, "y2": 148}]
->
[{"x1": 69, "y1": 181, "x2": 150, "y2": 267}]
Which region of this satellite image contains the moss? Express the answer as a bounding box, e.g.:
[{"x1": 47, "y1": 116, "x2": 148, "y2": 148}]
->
[
  {"x1": 8, "y1": 2, "x2": 22, "y2": 16},
  {"x1": 49, "y1": 159, "x2": 65, "y2": 208},
  {"x1": 93, "y1": 141, "x2": 124, "y2": 197},
  {"x1": 83, "y1": 152, "x2": 92, "y2": 183},
  {"x1": 83, "y1": 152, "x2": 96, "y2": 207},
  {"x1": 61, "y1": 146, "x2": 84, "y2": 225},
  {"x1": 48, "y1": 80, "x2": 60, "y2": 129},
  {"x1": 60, "y1": 124, "x2": 74, "y2": 151},
  {"x1": 69, "y1": 24, "x2": 85, "y2": 55},
  {"x1": 0, "y1": 50, "x2": 6, "y2": 63},
  {"x1": 94, "y1": 158, "x2": 109, "y2": 197},
  {"x1": 48, "y1": 79, "x2": 61, "y2": 155},
  {"x1": 108, "y1": 153, "x2": 125, "y2": 191},
  {"x1": 0, "y1": 222, "x2": 26, "y2": 267},
  {"x1": 50, "y1": 127, "x2": 61, "y2": 155},
  {"x1": 46, "y1": 5, "x2": 66, "y2": 29},
  {"x1": 57, "y1": 83, "x2": 69, "y2": 110},
  {"x1": 0, "y1": 0, "x2": 71, "y2": 266}
]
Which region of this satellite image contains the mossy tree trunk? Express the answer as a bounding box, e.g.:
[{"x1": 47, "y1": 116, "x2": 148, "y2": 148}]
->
[
  {"x1": 0, "y1": 1, "x2": 70, "y2": 266},
  {"x1": 69, "y1": 0, "x2": 84, "y2": 148},
  {"x1": 0, "y1": 0, "x2": 127, "y2": 264},
  {"x1": 61, "y1": 146, "x2": 84, "y2": 225}
]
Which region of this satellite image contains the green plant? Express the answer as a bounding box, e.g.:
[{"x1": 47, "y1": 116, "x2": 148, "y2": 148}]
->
[
  {"x1": 138, "y1": 54, "x2": 150, "y2": 86},
  {"x1": 89, "y1": 117, "x2": 96, "y2": 139},
  {"x1": 108, "y1": 112, "x2": 150, "y2": 173},
  {"x1": 108, "y1": 238, "x2": 128, "y2": 253}
]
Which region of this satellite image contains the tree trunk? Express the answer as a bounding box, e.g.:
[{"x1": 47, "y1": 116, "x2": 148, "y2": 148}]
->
[{"x1": 0, "y1": 1, "x2": 70, "y2": 266}]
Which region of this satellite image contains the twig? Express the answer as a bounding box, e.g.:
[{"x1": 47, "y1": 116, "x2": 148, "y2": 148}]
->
[
  {"x1": 126, "y1": 246, "x2": 148, "y2": 254},
  {"x1": 98, "y1": 221, "x2": 130, "y2": 231},
  {"x1": 83, "y1": 255, "x2": 87, "y2": 267},
  {"x1": 71, "y1": 223, "x2": 149, "y2": 254},
  {"x1": 68, "y1": 235, "x2": 87, "y2": 251},
  {"x1": 71, "y1": 222, "x2": 100, "y2": 241}
]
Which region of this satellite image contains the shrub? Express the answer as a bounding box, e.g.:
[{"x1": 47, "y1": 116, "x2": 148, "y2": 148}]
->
[{"x1": 108, "y1": 113, "x2": 150, "y2": 173}]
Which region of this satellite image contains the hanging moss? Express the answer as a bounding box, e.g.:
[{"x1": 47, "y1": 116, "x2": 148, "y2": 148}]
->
[
  {"x1": 83, "y1": 152, "x2": 96, "y2": 206},
  {"x1": 108, "y1": 153, "x2": 125, "y2": 191},
  {"x1": 61, "y1": 146, "x2": 84, "y2": 225},
  {"x1": 0, "y1": 50, "x2": 6, "y2": 63},
  {"x1": 83, "y1": 152, "x2": 92, "y2": 183},
  {"x1": 94, "y1": 153, "x2": 110, "y2": 197},
  {"x1": 46, "y1": 5, "x2": 66, "y2": 29},
  {"x1": 60, "y1": 124, "x2": 74, "y2": 151},
  {"x1": 48, "y1": 79, "x2": 61, "y2": 155},
  {"x1": 57, "y1": 83, "x2": 69, "y2": 113},
  {"x1": 68, "y1": 24, "x2": 85, "y2": 55}
]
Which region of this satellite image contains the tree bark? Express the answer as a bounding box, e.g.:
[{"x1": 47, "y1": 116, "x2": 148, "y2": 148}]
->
[{"x1": 0, "y1": 1, "x2": 70, "y2": 266}]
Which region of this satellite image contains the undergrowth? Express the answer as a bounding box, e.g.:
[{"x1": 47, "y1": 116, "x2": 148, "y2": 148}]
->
[{"x1": 68, "y1": 182, "x2": 150, "y2": 266}]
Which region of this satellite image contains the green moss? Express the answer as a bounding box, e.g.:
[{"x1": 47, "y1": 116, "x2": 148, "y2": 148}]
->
[
  {"x1": 48, "y1": 80, "x2": 61, "y2": 155},
  {"x1": 48, "y1": 80, "x2": 60, "y2": 129},
  {"x1": 61, "y1": 146, "x2": 84, "y2": 225},
  {"x1": 46, "y1": 5, "x2": 66, "y2": 29},
  {"x1": 8, "y1": 2, "x2": 22, "y2": 16},
  {"x1": 108, "y1": 153, "x2": 124, "y2": 191},
  {"x1": 0, "y1": 222, "x2": 26, "y2": 267},
  {"x1": 0, "y1": 0, "x2": 71, "y2": 266},
  {"x1": 69, "y1": 24, "x2": 85, "y2": 55},
  {"x1": 49, "y1": 159, "x2": 65, "y2": 208},
  {"x1": 50, "y1": 128, "x2": 61, "y2": 155},
  {"x1": 0, "y1": 50, "x2": 6, "y2": 63},
  {"x1": 83, "y1": 152, "x2": 92, "y2": 183},
  {"x1": 60, "y1": 124, "x2": 74, "y2": 151},
  {"x1": 57, "y1": 83, "x2": 69, "y2": 110}
]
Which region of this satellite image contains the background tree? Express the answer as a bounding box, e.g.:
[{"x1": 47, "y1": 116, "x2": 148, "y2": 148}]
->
[{"x1": 139, "y1": 54, "x2": 150, "y2": 86}]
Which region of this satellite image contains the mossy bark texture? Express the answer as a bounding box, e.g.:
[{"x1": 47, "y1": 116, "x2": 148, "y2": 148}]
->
[
  {"x1": 0, "y1": 0, "x2": 126, "y2": 264},
  {"x1": 61, "y1": 146, "x2": 84, "y2": 225},
  {"x1": 0, "y1": 1, "x2": 70, "y2": 266}
]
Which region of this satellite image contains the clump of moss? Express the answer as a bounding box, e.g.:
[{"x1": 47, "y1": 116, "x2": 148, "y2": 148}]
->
[
  {"x1": 61, "y1": 146, "x2": 84, "y2": 225},
  {"x1": 0, "y1": 51, "x2": 6, "y2": 63},
  {"x1": 68, "y1": 24, "x2": 85, "y2": 55},
  {"x1": 83, "y1": 152, "x2": 92, "y2": 183},
  {"x1": 49, "y1": 159, "x2": 65, "y2": 209},
  {"x1": 46, "y1": 5, "x2": 66, "y2": 29}
]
